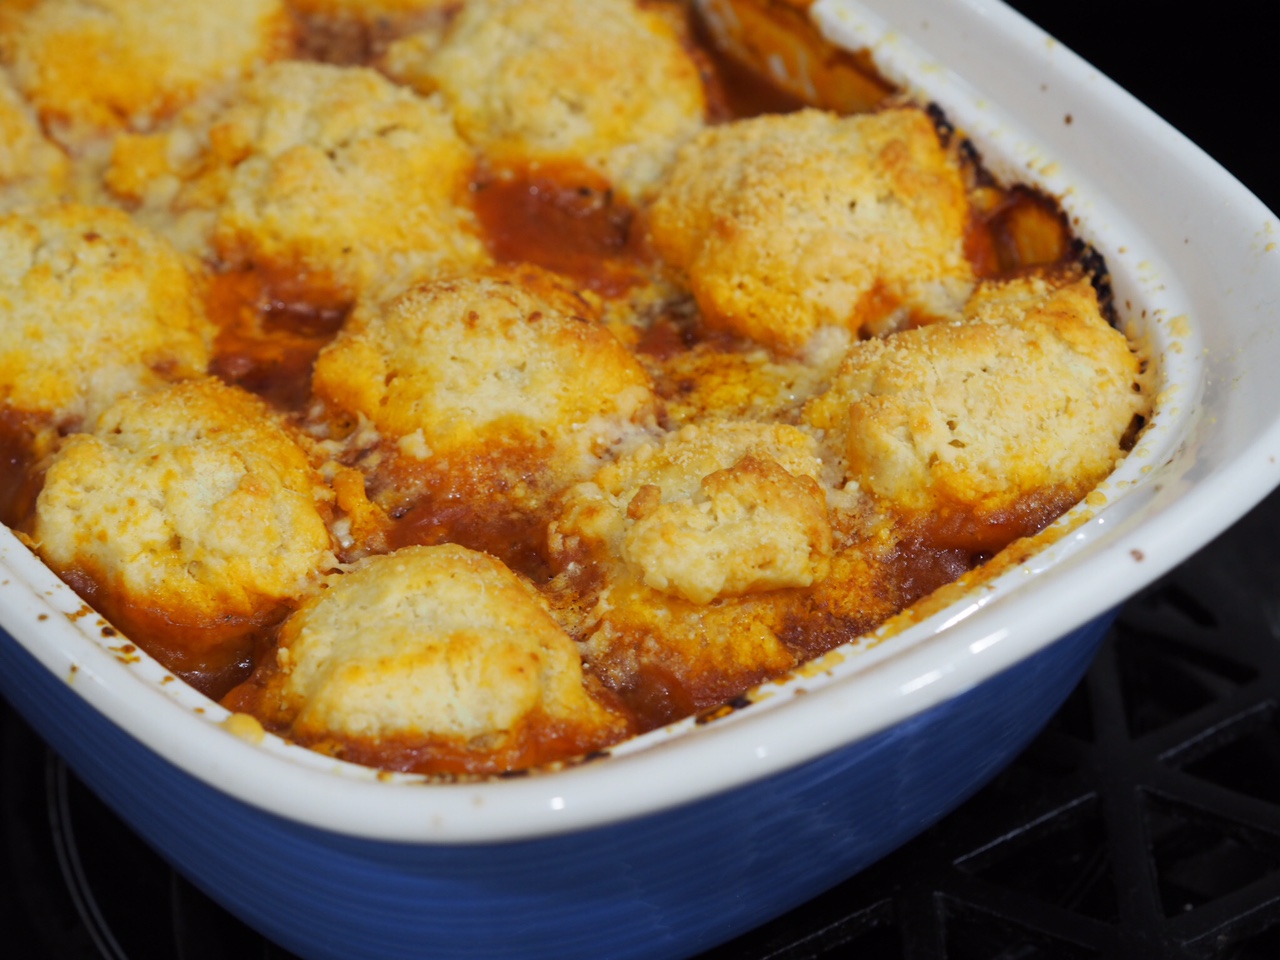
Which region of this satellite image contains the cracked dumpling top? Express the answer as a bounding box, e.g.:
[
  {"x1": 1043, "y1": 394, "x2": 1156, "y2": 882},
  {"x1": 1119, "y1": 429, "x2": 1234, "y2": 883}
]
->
[
  {"x1": 0, "y1": 203, "x2": 212, "y2": 426},
  {"x1": 0, "y1": 0, "x2": 294, "y2": 142},
  {"x1": 647, "y1": 106, "x2": 974, "y2": 353},
  {"x1": 547, "y1": 419, "x2": 835, "y2": 721},
  {"x1": 554, "y1": 420, "x2": 832, "y2": 606},
  {"x1": 32, "y1": 378, "x2": 338, "y2": 675},
  {"x1": 177, "y1": 60, "x2": 487, "y2": 307},
  {"x1": 312, "y1": 267, "x2": 657, "y2": 473},
  {"x1": 382, "y1": 0, "x2": 706, "y2": 201},
  {"x1": 802, "y1": 275, "x2": 1149, "y2": 545},
  {"x1": 233, "y1": 543, "x2": 630, "y2": 775}
]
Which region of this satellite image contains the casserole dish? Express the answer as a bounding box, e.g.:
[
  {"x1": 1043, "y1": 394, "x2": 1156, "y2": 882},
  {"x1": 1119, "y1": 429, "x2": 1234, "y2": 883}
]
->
[{"x1": 3, "y1": 0, "x2": 1279, "y2": 957}]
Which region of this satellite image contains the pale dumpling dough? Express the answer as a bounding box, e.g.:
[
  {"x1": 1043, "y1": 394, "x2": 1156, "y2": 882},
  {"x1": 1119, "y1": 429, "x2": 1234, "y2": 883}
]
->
[
  {"x1": 803, "y1": 275, "x2": 1148, "y2": 528},
  {"x1": 256, "y1": 544, "x2": 628, "y2": 773},
  {"x1": 33, "y1": 379, "x2": 337, "y2": 668},
  {"x1": 0, "y1": 203, "x2": 211, "y2": 426}
]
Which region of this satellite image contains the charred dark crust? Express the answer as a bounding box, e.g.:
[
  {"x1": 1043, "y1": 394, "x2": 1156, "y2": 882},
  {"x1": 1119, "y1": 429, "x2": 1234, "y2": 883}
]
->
[
  {"x1": 925, "y1": 101, "x2": 956, "y2": 146},
  {"x1": 1074, "y1": 239, "x2": 1118, "y2": 327}
]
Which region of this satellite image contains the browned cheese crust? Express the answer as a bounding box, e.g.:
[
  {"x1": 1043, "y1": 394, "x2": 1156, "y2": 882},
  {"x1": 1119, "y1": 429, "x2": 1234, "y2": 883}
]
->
[
  {"x1": 647, "y1": 106, "x2": 975, "y2": 353},
  {"x1": 382, "y1": 0, "x2": 707, "y2": 201},
  {"x1": 0, "y1": 0, "x2": 295, "y2": 144}
]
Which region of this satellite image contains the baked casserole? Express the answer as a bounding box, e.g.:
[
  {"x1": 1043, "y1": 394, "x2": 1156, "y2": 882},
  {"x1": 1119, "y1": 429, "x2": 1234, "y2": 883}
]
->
[{"x1": 0, "y1": 0, "x2": 1151, "y2": 776}]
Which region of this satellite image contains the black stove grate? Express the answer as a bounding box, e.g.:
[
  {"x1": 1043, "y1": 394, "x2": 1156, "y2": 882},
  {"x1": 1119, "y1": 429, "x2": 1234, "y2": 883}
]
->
[
  {"x1": 5, "y1": 491, "x2": 1280, "y2": 959},
  {"x1": 704, "y1": 492, "x2": 1280, "y2": 960}
]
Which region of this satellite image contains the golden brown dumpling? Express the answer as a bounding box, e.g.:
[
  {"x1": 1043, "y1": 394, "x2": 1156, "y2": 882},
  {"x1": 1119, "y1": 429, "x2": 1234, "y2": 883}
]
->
[
  {"x1": 313, "y1": 266, "x2": 657, "y2": 512},
  {"x1": 0, "y1": 68, "x2": 68, "y2": 207},
  {"x1": 803, "y1": 275, "x2": 1149, "y2": 545},
  {"x1": 177, "y1": 60, "x2": 486, "y2": 307},
  {"x1": 0, "y1": 0, "x2": 294, "y2": 142},
  {"x1": 233, "y1": 543, "x2": 629, "y2": 774},
  {"x1": 648, "y1": 106, "x2": 974, "y2": 353},
  {"x1": 383, "y1": 0, "x2": 706, "y2": 201},
  {"x1": 0, "y1": 204, "x2": 212, "y2": 426},
  {"x1": 548, "y1": 420, "x2": 835, "y2": 721},
  {"x1": 33, "y1": 378, "x2": 337, "y2": 678}
]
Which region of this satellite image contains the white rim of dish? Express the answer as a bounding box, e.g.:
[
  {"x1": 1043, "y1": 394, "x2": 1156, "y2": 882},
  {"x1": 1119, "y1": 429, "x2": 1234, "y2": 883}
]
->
[{"x1": 3, "y1": 0, "x2": 1280, "y2": 843}]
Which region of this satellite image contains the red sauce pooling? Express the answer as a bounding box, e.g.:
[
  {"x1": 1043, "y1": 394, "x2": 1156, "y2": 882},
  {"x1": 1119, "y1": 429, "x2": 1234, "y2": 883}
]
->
[
  {"x1": 386, "y1": 496, "x2": 553, "y2": 584},
  {"x1": 57, "y1": 566, "x2": 269, "y2": 700},
  {"x1": 905, "y1": 486, "x2": 1084, "y2": 555},
  {"x1": 472, "y1": 167, "x2": 646, "y2": 298},
  {"x1": 206, "y1": 269, "x2": 348, "y2": 414},
  {"x1": 613, "y1": 661, "x2": 702, "y2": 731},
  {"x1": 967, "y1": 185, "x2": 1073, "y2": 279},
  {"x1": 0, "y1": 410, "x2": 47, "y2": 531}
]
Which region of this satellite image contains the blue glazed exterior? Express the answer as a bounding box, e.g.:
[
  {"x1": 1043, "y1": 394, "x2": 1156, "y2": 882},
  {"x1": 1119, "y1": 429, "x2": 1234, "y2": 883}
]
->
[{"x1": 0, "y1": 613, "x2": 1111, "y2": 960}]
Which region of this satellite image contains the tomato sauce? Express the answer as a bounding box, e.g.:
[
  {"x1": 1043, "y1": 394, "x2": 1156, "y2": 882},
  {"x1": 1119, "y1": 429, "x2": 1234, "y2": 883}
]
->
[
  {"x1": 387, "y1": 496, "x2": 553, "y2": 584},
  {"x1": 206, "y1": 269, "x2": 348, "y2": 414},
  {"x1": 0, "y1": 410, "x2": 48, "y2": 532},
  {"x1": 612, "y1": 660, "x2": 704, "y2": 731},
  {"x1": 472, "y1": 166, "x2": 646, "y2": 298}
]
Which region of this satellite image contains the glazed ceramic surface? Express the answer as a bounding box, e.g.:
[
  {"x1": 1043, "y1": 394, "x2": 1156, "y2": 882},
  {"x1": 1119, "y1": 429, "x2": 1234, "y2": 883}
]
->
[{"x1": 3, "y1": 1, "x2": 1279, "y2": 957}]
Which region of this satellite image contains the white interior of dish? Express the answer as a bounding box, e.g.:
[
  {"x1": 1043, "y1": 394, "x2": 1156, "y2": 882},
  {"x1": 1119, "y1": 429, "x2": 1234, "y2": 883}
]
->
[{"x1": 3, "y1": 0, "x2": 1279, "y2": 842}]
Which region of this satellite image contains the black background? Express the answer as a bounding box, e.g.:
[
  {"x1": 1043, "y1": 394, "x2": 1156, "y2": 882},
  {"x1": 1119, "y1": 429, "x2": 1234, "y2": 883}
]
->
[{"x1": 1003, "y1": 1, "x2": 1277, "y2": 213}]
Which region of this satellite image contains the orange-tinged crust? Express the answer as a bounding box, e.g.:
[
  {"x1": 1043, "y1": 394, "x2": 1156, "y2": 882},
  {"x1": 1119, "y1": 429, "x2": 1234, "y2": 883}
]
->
[
  {"x1": 0, "y1": 0, "x2": 295, "y2": 141},
  {"x1": 0, "y1": 203, "x2": 212, "y2": 426},
  {"x1": 648, "y1": 106, "x2": 975, "y2": 353},
  {"x1": 648, "y1": 326, "x2": 853, "y2": 426},
  {"x1": 313, "y1": 267, "x2": 657, "y2": 491},
  {"x1": 177, "y1": 60, "x2": 487, "y2": 307},
  {"x1": 289, "y1": 0, "x2": 456, "y2": 21},
  {"x1": 0, "y1": 68, "x2": 68, "y2": 205},
  {"x1": 32, "y1": 378, "x2": 337, "y2": 670},
  {"x1": 383, "y1": 0, "x2": 706, "y2": 201},
  {"x1": 803, "y1": 276, "x2": 1149, "y2": 522}
]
